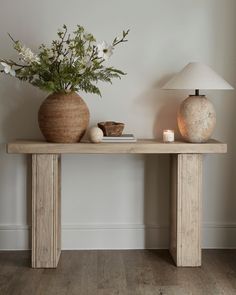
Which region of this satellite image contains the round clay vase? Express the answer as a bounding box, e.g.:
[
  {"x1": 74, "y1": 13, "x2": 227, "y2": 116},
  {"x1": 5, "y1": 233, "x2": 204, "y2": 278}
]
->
[
  {"x1": 177, "y1": 95, "x2": 216, "y2": 143},
  {"x1": 38, "y1": 92, "x2": 90, "y2": 143}
]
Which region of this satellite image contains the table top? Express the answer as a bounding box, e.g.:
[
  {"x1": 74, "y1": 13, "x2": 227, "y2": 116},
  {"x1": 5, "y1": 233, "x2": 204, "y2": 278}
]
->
[{"x1": 7, "y1": 139, "x2": 227, "y2": 154}]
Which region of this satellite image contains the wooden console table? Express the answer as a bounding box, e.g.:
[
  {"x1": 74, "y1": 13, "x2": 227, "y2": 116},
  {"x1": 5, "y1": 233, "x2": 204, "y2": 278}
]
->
[{"x1": 7, "y1": 139, "x2": 227, "y2": 268}]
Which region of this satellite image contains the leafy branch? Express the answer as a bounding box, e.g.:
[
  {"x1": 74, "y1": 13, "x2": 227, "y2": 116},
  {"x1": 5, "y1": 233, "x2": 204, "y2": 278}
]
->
[{"x1": 0, "y1": 25, "x2": 129, "y2": 95}]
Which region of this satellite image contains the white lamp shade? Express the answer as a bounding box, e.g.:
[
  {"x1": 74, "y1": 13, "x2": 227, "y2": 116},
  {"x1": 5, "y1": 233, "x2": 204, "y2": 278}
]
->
[{"x1": 162, "y1": 62, "x2": 234, "y2": 90}]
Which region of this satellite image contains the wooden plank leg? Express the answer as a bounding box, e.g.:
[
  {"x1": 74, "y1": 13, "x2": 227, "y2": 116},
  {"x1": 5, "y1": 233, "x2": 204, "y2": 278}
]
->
[
  {"x1": 32, "y1": 154, "x2": 61, "y2": 268},
  {"x1": 170, "y1": 154, "x2": 202, "y2": 267}
]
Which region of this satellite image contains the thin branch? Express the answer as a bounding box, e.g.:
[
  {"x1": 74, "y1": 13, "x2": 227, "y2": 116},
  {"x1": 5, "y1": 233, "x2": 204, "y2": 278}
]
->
[
  {"x1": 7, "y1": 33, "x2": 18, "y2": 44},
  {"x1": 113, "y1": 29, "x2": 130, "y2": 46},
  {"x1": 0, "y1": 58, "x2": 28, "y2": 68}
]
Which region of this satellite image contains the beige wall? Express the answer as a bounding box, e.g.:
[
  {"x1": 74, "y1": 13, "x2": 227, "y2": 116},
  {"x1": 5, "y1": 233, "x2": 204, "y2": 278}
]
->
[{"x1": 0, "y1": 0, "x2": 235, "y2": 249}]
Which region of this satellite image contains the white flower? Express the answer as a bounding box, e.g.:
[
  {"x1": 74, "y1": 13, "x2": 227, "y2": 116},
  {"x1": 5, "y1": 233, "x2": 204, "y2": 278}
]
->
[
  {"x1": 90, "y1": 41, "x2": 96, "y2": 47},
  {"x1": 58, "y1": 54, "x2": 64, "y2": 62},
  {"x1": 82, "y1": 55, "x2": 92, "y2": 68},
  {"x1": 82, "y1": 32, "x2": 90, "y2": 40},
  {"x1": 48, "y1": 49, "x2": 54, "y2": 58},
  {"x1": 96, "y1": 41, "x2": 113, "y2": 60},
  {"x1": 78, "y1": 68, "x2": 85, "y2": 75},
  {"x1": 19, "y1": 45, "x2": 40, "y2": 64},
  {"x1": 85, "y1": 60, "x2": 92, "y2": 68},
  {"x1": 72, "y1": 48, "x2": 77, "y2": 55},
  {"x1": 34, "y1": 56, "x2": 40, "y2": 64},
  {"x1": 58, "y1": 28, "x2": 64, "y2": 35},
  {"x1": 0, "y1": 62, "x2": 15, "y2": 76}
]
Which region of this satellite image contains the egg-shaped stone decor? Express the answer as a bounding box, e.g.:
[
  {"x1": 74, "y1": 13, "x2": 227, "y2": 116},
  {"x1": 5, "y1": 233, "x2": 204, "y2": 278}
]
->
[{"x1": 89, "y1": 127, "x2": 104, "y2": 143}]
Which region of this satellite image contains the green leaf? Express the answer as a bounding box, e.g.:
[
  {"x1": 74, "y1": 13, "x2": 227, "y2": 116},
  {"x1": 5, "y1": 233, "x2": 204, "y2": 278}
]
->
[{"x1": 1, "y1": 25, "x2": 128, "y2": 94}]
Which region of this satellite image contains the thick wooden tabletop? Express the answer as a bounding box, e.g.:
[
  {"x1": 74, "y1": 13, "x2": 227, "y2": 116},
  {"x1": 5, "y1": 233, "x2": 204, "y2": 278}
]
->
[{"x1": 7, "y1": 139, "x2": 227, "y2": 154}]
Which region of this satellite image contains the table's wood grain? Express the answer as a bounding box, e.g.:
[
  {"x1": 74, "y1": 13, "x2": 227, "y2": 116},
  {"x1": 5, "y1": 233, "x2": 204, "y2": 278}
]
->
[
  {"x1": 6, "y1": 138, "x2": 227, "y2": 268},
  {"x1": 7, "y1": 139, "x2": 227, "y2": 154},
  {"x1": 31, "y1": 154, "x2": 61, "y2": 268},
  {"x1": 170, "y1": 154, "x2": 202, "y2": 266}
]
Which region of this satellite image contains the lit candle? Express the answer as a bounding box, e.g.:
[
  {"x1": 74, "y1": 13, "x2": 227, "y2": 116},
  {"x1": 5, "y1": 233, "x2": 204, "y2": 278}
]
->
[{"x1": 163, "y1": 129, "x2": 175, "y2": 143}]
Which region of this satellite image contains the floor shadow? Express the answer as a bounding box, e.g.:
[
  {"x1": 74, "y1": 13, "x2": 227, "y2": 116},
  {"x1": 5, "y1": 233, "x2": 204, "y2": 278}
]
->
[
  {"x1": 0, "y1": 250, "x2": 30, "y2": 268},
  {"x1": 145, "y1": 249, "x2": 174, "y2": 265}
]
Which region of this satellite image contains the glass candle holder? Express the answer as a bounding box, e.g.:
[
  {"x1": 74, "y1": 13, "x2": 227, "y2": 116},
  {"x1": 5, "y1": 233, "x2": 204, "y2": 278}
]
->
[{"x1": 163, "y1": 129, "x2": 174, "y2": 143}]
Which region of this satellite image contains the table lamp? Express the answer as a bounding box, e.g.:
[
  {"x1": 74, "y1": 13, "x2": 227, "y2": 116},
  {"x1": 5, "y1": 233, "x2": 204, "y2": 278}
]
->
[{"x1": 162, "y1": 62, "x2": 234, "y2": 143}]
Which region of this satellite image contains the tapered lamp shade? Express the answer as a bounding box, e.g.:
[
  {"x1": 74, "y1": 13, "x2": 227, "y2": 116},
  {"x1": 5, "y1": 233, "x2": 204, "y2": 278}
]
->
[
  {"x1": 162, "y1": 62, "x2": 233, "y2": 90},
  {"x1": 162, "y1": 62, "x2": 234, "y2": 143}
]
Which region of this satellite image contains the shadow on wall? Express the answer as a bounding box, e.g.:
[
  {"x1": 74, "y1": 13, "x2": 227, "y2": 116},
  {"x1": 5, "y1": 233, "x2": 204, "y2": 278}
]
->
[
  {"x1": 153, "y1": 75, "x2": 182, "y2": 139},
  {"x1": 143, "y1": 154, "x2": 170, "y2": 249},
  {"x1": 132, "y1": 74, "x2": 183, "y2": 139},
  {"x1": 0, "y1": 78, "x2": 43, "y2": 141},
  {"x1": 134, "y1": 75, "x2": 182, "y2": 248},
  {"x1": 0, "y1": 78, "x2": 43, "y2": 249}
]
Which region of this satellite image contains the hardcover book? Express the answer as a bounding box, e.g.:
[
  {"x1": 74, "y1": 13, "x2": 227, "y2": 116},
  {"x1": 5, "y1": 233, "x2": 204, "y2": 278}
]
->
[{"x1": 102, "y1": 134, "x2": 137, "y2": 142}]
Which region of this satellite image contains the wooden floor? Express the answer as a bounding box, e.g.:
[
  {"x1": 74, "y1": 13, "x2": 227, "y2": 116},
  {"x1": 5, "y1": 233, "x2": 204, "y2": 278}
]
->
[{"x1": 0, "y1": 250, "x2": 236, "y2": 295}]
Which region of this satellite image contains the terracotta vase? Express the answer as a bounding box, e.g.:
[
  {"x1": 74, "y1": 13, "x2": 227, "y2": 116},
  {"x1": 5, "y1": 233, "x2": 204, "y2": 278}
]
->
[{"x1": 38, "y1": 92, "x2": 90, "y2": 143}]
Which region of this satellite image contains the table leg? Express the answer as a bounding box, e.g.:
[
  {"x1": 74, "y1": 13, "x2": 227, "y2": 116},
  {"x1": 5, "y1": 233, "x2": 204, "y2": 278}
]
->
[
  {"x1": 31, "y1": 154, "x2": 61, "y2": 268},
  {"x1": 170, "y1": 154, "x2": 202, "y2": 267}
]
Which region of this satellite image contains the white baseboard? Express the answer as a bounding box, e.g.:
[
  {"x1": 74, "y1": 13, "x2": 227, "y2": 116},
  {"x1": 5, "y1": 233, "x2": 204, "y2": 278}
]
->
[{"x1": 0, "y1": 223, "x2": 236, "y2": 250}]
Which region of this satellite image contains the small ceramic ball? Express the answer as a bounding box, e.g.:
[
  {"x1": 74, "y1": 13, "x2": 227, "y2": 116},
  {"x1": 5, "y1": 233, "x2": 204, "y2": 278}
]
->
[{"x1": 89, "y1": 127, "x2": 104, "y2": 143}]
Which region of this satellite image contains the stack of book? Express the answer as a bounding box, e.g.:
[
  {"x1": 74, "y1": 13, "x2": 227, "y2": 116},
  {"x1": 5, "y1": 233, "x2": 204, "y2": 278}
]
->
[{"x1": 102, "y1": 134, "x2": 137, "y2": 143}]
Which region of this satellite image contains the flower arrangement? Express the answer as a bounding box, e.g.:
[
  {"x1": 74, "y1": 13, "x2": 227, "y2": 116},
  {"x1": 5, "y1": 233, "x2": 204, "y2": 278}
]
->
[{"x1": 0, "y1": 25, "x2": 129, "y2": 96}]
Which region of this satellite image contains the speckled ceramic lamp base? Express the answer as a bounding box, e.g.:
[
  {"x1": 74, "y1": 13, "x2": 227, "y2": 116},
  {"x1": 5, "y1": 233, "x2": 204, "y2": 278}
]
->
[{"x1": 177, "y1": 95, "x2": 216, "y2": 143}]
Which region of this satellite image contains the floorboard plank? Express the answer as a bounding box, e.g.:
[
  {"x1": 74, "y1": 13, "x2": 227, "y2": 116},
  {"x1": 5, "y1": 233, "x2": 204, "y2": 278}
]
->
[{"x1": 0, "y1": 250, "x2": 236, "y2": 295}]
